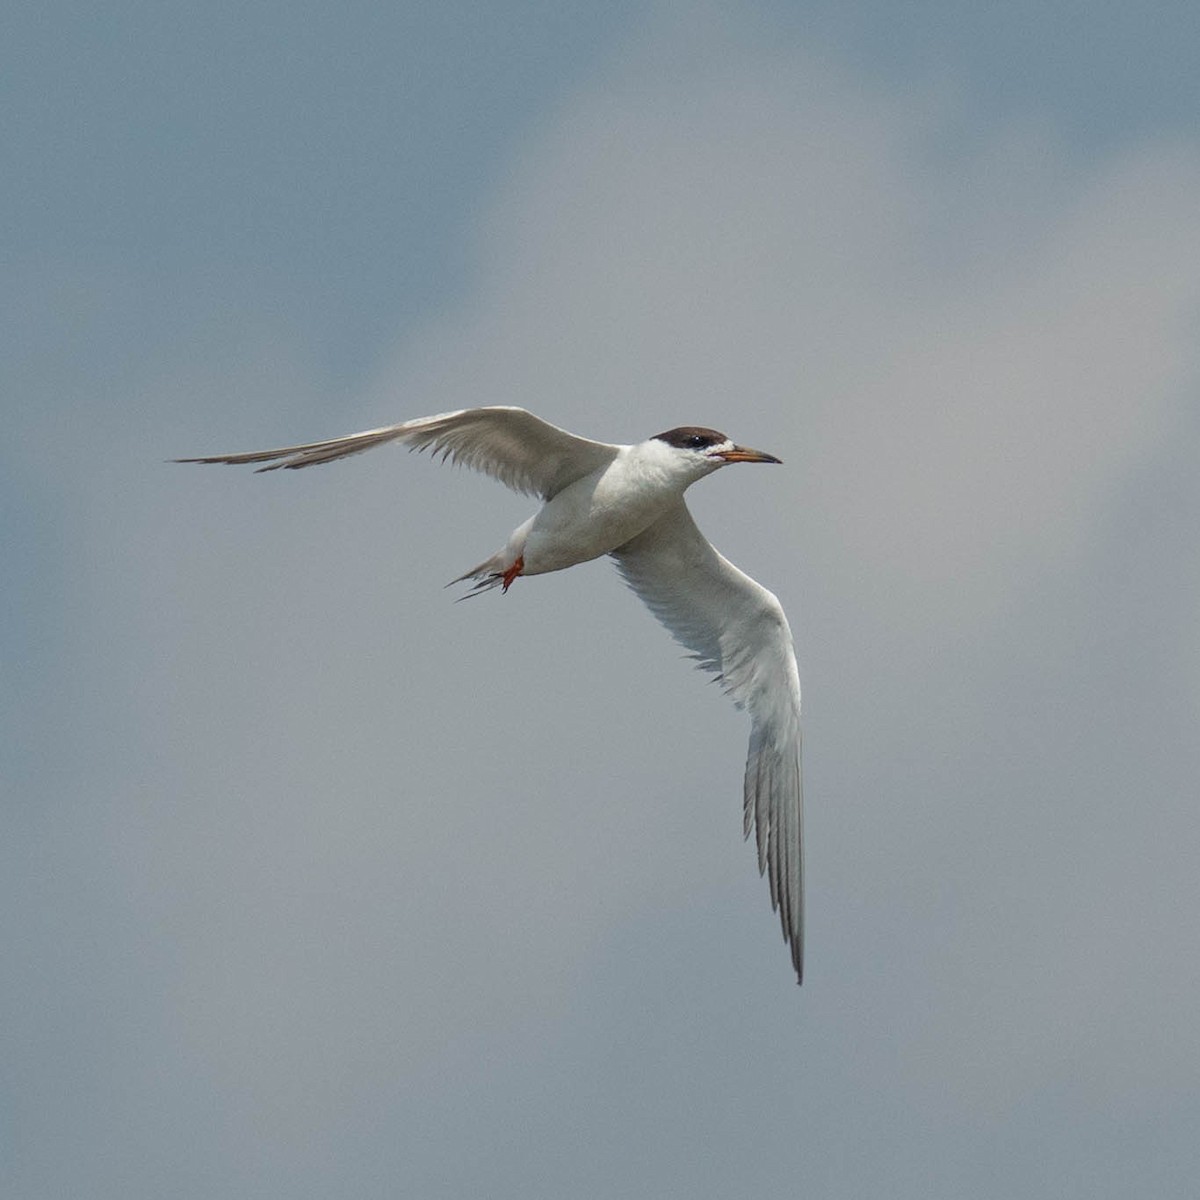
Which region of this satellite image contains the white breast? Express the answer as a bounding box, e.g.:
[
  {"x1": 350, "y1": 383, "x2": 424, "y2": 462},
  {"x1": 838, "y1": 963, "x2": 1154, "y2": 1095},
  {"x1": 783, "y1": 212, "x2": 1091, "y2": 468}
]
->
[{"x1": 521, "y1": 446, "x2": 686, "y2": 576}]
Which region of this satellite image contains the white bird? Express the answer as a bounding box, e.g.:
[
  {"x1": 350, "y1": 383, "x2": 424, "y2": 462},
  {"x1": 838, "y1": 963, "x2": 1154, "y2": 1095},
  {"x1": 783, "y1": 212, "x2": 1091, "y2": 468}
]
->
[{"x1": 179, "y1": 407, "x2": 804, "y2": 983}]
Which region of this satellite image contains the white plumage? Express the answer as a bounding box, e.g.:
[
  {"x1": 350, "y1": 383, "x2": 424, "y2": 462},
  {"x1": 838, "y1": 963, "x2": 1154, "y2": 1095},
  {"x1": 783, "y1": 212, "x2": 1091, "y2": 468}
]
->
[{"x1": 179, "y1": 406, "x2": 804, "y2": 983}]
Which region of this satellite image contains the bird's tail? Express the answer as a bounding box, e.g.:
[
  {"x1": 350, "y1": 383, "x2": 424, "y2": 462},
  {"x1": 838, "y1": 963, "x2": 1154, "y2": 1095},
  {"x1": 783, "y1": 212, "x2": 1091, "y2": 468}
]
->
[{"x1": 446, "y1": 552, "x2": 509, "y2": 601}]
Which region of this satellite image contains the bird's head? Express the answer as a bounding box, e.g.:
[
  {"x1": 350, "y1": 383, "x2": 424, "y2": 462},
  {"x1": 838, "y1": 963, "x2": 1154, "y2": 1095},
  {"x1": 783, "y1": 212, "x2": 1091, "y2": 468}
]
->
[{"x1": 651, "y1": 426, "x2": 782, "y2": 481}]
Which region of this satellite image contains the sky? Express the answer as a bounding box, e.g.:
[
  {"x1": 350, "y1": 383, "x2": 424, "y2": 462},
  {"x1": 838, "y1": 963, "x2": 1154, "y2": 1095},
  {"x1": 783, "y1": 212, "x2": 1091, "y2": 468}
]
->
[{"x1": 5, "y1": 2, "x2": 1200, "y2": 1196}]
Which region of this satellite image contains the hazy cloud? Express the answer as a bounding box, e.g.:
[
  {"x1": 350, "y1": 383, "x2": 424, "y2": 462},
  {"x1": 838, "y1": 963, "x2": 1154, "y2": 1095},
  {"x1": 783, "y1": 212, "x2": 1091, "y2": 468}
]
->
[{"x1": 8, "y1": 10, "x2": 1200, "y2": 1198}]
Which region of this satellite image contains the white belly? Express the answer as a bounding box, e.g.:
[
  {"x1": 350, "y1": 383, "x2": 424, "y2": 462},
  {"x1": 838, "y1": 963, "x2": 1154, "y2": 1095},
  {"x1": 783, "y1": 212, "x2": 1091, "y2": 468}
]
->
[{"x1": 520, "y1": 466, "x2": 677, "y2": 576}]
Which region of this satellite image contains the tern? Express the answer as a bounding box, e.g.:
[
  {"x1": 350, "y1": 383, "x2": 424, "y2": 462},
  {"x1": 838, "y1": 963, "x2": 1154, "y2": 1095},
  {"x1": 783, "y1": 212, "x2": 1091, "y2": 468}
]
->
[{"x1": 179, "y1": 407, "x2": 804, "y2": 982}]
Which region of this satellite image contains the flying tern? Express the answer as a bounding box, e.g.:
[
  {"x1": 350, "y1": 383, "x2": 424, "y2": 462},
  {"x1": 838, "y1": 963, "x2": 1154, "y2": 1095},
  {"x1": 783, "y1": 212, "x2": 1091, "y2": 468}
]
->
[{"x1": 179, "y1": 406, "x2": 804, "y2": 982}]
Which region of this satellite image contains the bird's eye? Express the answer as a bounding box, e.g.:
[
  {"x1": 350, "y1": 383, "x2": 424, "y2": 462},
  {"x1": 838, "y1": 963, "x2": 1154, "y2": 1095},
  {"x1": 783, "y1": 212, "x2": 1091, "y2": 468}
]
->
[{"x1": 689, "y1": 434, "x2": 709, "y2": 449}]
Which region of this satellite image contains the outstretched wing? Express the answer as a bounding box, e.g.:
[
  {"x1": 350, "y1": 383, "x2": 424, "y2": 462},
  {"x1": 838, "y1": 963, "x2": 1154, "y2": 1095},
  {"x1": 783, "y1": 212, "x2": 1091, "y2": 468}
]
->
[
  {"x1": 176, "y1": 406, "x2": 620, "y2": 499},
  {"x1": 612, "y1": 499, "x2": 804, "y2": 983}
]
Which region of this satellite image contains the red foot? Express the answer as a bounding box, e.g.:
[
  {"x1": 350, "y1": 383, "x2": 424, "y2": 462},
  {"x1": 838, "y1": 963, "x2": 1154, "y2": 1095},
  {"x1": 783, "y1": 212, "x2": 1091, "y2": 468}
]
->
[{"x1": 501, "y1": 555, "x2": 524, "y2": 593}]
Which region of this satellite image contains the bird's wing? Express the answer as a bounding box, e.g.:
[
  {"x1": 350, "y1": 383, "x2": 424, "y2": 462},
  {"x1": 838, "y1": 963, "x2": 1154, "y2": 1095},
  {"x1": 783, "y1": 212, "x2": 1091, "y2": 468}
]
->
[
  {"x1": 176, "y1": 406, "x2": 620, "y2": 499},
  {"x1": 611, "y1": 499, "x2": 804, "y2": 983}
]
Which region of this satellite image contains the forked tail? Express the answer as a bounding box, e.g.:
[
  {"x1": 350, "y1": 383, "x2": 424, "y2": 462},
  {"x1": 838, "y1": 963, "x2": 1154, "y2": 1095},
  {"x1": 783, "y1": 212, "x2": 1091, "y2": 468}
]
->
[{"x1": 445, "y1": 551, "x2": 513, "y2": 600}]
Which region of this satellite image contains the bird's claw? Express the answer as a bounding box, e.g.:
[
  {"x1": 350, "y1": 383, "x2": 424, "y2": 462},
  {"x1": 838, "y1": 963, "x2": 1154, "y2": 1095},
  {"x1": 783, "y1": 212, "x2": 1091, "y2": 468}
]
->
[{"x1": 501, "y1": 556, "x2": 524, "y2": 593}]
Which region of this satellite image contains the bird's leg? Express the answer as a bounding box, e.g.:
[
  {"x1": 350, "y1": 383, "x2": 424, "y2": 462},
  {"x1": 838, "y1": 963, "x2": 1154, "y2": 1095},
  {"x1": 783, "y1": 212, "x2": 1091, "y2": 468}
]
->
[{"x1": 501, "y1": 555, "x2": 524, "y2": 593}]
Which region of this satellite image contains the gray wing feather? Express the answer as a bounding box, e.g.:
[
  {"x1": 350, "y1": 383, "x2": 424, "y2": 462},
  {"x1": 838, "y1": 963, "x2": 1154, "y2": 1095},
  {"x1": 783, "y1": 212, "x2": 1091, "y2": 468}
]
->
[
  {"x1": 177, "y1": 406, "x2": 619, "y2": 499},
  {"x1": 612, "y1": 500, "x2": 804, "y2": 983}
]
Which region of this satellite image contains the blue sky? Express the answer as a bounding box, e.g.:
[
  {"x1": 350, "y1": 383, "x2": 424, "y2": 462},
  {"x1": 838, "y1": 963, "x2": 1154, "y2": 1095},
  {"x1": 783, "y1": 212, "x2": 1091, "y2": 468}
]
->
[{"x1": 5, "y1": 4, "x2": 1200, "y2": 1197}]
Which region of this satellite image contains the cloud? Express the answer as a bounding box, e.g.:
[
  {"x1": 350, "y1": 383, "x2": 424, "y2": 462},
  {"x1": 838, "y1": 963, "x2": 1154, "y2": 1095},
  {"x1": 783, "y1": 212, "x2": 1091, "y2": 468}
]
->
[{"x1": 12, "y1": 12, "x2": 1200, "y2": 1197}]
